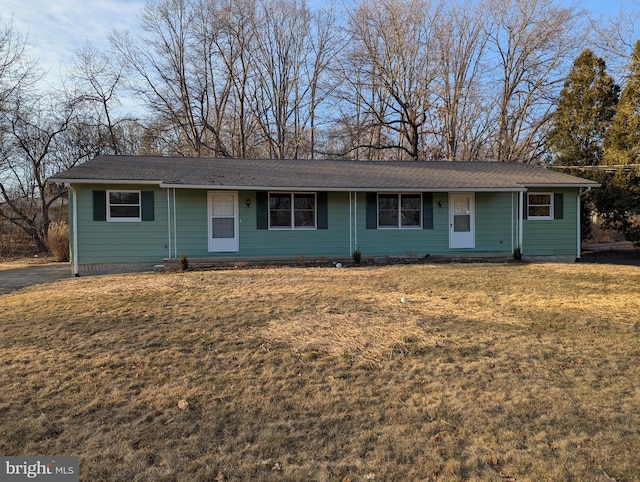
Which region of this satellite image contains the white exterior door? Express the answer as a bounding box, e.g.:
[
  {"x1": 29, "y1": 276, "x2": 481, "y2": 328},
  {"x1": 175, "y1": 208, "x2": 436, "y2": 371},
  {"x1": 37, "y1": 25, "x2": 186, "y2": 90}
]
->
[
  {"x1": 449, "y1": 192, "x2": 475, "y2": 249},
  {"x1": 208, "y1": 192, "x2": 239, "y2": 252}
]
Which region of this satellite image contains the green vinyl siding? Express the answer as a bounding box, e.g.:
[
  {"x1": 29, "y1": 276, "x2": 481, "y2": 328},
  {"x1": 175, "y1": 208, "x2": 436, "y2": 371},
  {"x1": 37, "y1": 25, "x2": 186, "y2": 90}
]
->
[
  {"x1": 70, "y1": 184, "x2": 581, "y2": 265},
  {"x1": 234, "y1": 191, "x2": 349, "y2": 258},
  {"x1": 523, "y1": 188, "x2": 577, "y2": 256},
  {"x1": 357, "y1": 192, "x2": 446, "y2": 255},
  {"x1": 72, "y1": 184, "x2": 169, "y2": 264},
  {"x1": 474, "y1": 192, "x2": 516, "y2": 252},
  {"x1": 173, "y1": 189, "x2": 208, "y2": 256},
  {"x1": 357, "y1": 192, "x2": 514, "y2": 256},
  {"x1": 169, "y1": 190, "x2": 351, "y2": 259}
]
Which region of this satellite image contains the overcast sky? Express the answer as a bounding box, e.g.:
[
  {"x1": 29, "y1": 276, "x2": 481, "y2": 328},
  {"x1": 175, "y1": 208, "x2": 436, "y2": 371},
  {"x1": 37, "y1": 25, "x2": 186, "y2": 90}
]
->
[{"x1": 2, "y1": 0, "x2": 636, "y2": 87}]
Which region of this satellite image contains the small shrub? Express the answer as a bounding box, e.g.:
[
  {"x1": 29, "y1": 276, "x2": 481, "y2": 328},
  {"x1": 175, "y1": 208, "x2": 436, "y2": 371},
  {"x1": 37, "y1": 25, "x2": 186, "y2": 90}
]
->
[
  {"x1": 352, "y1": 247, "x2": 362, "y2": 264},
  {"x1": 179, "y1": 253, "x2": 189, "y2": 271},
  {"x1": 513, "y1": 246, "x2": 522, "y2": 261},
  {"x1": 47, "y1": 222, "x2": 69, "y2": 262}
]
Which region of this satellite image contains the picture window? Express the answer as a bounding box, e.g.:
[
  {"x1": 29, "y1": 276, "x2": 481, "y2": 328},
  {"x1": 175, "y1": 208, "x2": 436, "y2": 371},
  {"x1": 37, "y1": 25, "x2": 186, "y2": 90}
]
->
[
  {"x1": 269, "y1": 193, "x2": 316, "y2": 229},
  {"x1": 378, "y1": 193, "x2": 422, "y2": 229}
]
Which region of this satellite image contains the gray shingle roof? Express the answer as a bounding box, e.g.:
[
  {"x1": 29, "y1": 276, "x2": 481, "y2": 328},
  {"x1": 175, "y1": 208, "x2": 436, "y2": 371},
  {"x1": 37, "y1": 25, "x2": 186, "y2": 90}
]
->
[{"x1": 49, "y1": 155, "x2": 599, "y2": 191}]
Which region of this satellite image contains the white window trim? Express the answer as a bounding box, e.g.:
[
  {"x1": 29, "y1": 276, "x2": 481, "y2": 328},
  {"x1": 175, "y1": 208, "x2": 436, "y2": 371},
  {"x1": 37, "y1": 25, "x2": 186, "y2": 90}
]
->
[
  {"x1": 268, "y1": 192, "x2": 317, "y2": 230},
  {"x1": 377, "y1": 193, "x2": 422, "y2": 230},
  {"x1": 107, "y1": 190, "x2": 141, "y2": 222},
  {"x1": 527, "y1": 192, "x2": 554, "y2": 220}
]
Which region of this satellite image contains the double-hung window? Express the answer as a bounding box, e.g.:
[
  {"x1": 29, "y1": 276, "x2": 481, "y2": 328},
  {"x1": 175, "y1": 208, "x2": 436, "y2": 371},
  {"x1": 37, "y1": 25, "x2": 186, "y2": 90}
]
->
[
  {"x1": 378, "y1": 193, "x2": 422, "y2": 229},
  {"x1": 107, "y1": 190, "x2": 141, "y2": 222},
  {"x1": 527, "y1": 193, "x2": 553, "y2": 220},
  {"x1": 269, "y1": 193, "x2": 316, "y2": 229}
]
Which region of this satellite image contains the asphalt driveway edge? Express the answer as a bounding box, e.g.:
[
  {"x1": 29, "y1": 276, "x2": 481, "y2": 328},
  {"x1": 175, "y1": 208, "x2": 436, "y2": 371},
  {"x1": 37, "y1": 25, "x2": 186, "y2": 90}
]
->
[{"x1": 0, "y1": 265, "x2": 72, "y2": 295}]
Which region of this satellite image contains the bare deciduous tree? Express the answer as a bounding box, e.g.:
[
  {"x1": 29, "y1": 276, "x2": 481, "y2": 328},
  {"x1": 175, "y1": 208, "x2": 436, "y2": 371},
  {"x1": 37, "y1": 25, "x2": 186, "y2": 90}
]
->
[
  {"x1": 250, "y1": 0, "x2": 339, "y2": 159},
  {"x1": 0, "y1": 18, "x2": 38, "y2": 116},
  {"x1": 213, "y1": 0, "x2": 260, "y2": 158},
  {"x1": 304, "y1": 6, "x2": 344, "y2": 159},
  {"x1": 428, "y1": 1, "x2": 491, "y2": 160},
  {"x1": 587, "y1": 0, "x2": 640, "y2": 89},
  {"x1": 100, "y1": 0, "x2": 584, "y2": 163},
  {"x1": 68, "y1": 44, "x2": 132, "y2": 155},
  {"x1": 0, "y1": 93, "x2": 98, "y2": 252},
  {"x1": 487, "y1": 0, "x2": 582, "y2": 163},
  {"x1": 112, "y1": 0, "x2": 232, "y2": 157},
  {"x1": 341, "y1": 0, "x2": 438, "y2": 160}
]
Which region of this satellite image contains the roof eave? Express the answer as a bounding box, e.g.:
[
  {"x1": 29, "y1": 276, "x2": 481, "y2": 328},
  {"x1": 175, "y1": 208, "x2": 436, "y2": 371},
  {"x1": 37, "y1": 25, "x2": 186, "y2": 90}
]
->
[
  {"x1": 159, "y1": 182, "x2": 528, "y2": 192},
  {"x1": 50, "y1": 178, "x2": 162, "y2": 186},
  {"x1": 50, "y1": 179, "x2": 595, "y2": 191},
  {"x1": 519, "y1": 182, "x2": 601, "y2": 188}
]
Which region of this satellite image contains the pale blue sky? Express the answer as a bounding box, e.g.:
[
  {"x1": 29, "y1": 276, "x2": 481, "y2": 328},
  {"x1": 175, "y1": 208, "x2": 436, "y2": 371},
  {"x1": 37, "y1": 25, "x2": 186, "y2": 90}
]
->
[
  {"x1": 3, "y1": 0, "x2": 637, "y2": 85},
  {"x1": 4, "y1": 0, "x2": 146, "y2": 82}
]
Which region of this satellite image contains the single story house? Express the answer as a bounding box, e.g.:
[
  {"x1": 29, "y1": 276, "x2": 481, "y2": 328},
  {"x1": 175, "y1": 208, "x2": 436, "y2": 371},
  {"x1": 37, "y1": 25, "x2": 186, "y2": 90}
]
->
[{"x1": 49, "y1": 155, "x2": 599, "y2": 275}]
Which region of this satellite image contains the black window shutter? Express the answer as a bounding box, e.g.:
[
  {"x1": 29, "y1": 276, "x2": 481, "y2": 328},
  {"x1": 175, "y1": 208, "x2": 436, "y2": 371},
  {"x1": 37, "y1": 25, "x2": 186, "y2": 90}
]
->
[
  {"x1": 93, "y1": 190, "x2": 106, "y2": 221},
  {"x1": 554, "y1": 193, "x2": 564, "y2": 219},
  {"x1": 141, "y1": 191, "x2": 154, "y2": 221},
  {"x1": 522, "y1": 193, "x2": 528, "y2": 220},
  {"x1": 256, "y1": 191, "x2": 268, "y2": 229},
  {"x1": 366, "y1": 192, "x2": 377, "y2": 229},
  {"x1": 423, "y1": 192, "x2": 433, "y2": 229},
  {"x1": 317, "y1": 192, "x2": 328, "y2": 229}
]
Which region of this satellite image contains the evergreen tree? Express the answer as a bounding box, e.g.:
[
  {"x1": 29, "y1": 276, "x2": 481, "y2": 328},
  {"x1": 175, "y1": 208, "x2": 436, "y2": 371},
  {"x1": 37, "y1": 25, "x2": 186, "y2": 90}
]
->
[
  {"x1": 596, "y1": 40, "x2": 640, "y2": 247},
  {"x1": 590, "y1": 169, "x2": 640, "y2": 246},
  {"x1": 548, "y1": 49, "x2": 618, "y2": 167},
  {"x1": 603, "y1": 40, "x2": 640, "y2": 166}
]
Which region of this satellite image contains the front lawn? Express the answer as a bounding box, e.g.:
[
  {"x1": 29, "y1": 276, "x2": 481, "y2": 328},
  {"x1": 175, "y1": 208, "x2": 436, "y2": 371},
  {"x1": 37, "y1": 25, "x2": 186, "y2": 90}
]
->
[{"x1": 0, "y1": 263, "x2": 638, "y2": 481}]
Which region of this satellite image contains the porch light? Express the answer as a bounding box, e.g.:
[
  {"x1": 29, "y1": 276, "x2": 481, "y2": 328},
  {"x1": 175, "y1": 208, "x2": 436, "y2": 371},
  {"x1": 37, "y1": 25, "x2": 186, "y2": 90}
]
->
[{"x1": 246, "y1": 198, "x2": 251, "y2": 207}]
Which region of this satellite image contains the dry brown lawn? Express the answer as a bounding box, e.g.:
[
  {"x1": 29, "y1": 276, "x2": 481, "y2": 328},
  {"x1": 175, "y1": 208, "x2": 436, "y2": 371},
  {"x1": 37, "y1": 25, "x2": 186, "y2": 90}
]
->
[
  {"x1": 0, "y1": 255, "x2": 56, "y2": 270},
  {"x1": 0, "y1": 263, "x2": 638, "y2": 481}
]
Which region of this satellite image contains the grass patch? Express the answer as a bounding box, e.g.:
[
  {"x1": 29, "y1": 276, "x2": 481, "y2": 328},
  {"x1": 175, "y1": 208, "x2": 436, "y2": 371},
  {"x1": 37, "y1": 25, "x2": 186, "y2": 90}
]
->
[
  {"x1": 0, "y1": 264, "x2": 638, "y2": 480},
  {"x1": 0, "y1": 256, "x2": 57, "y2": 271}
]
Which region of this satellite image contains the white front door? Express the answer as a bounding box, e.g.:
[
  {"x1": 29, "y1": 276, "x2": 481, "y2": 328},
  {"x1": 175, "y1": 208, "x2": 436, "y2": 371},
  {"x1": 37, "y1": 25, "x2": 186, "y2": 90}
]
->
[
  {"x1": 449, "y1": 192, "x2": 475, "y2": 249},
  {"x1": 208, "y1": 192, "x2": 239, "y2": 252}
]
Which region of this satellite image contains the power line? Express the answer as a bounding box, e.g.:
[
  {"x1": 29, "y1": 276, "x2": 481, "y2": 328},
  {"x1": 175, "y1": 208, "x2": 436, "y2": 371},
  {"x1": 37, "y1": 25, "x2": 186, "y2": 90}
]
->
[{"x1": 553, "y1": 164, "x2": 640, "y2": 172}]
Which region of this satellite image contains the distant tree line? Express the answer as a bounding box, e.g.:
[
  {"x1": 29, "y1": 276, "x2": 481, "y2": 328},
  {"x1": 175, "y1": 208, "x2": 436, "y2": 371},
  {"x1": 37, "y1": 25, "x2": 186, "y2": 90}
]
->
[
  {"x1": 108, "y1": 0, "x2": 584, "y2": 163},
  {"x1": 1, "y1": 0, "x2": 640, "y2": 253}
]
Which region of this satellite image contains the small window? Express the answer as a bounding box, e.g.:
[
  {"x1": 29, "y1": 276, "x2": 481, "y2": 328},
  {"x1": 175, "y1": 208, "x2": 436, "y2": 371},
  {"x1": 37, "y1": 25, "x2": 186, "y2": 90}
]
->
[
  {"x1": 528, "y1": 193, "x2": 553, "y2": 220},
  {"x1": 269, "y1": 193, "x2": 316, "y2": 229},
  {"x1": 107, "y1": 190, "x2": 141, "y2": 222},
  {"x1": 378, "y1": 193, "x2": 422, "y2": 229}
]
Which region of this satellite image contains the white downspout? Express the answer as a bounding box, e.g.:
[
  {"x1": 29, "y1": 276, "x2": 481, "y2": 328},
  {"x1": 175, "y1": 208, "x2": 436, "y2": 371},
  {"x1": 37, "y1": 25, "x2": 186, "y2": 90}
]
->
[
  {"x1": 511, "y1": 192, "x2": 514, "y2": 253},
  {"x1": 349, "y1": 191, "x2": 352, "y2": 256},
  {"x1": 354, "y1": 192, "x2": 358, "y2": 252},
  {"x1": 167, "y1": 188, "x2": 172, "y2": 260},
  {"x1": 518, "y1": 191, "x2": 524, "y2": 254},
  {"x1": 173, "y1": 188, "x2": 177, "y2": 259},
  {"x1": 70, "y1": 186, "x2": 79, "y2": 276},
  {"x1": 577, "y1": 187, "x2": 592, "y2": 261}
]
